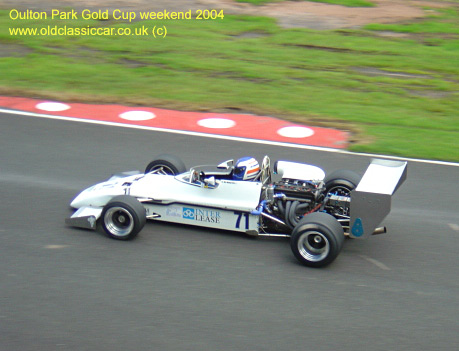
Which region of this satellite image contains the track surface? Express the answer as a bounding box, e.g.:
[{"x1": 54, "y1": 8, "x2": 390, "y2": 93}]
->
[{"x1": 1, "y1": 111, "x2": 458, "y2": 351}]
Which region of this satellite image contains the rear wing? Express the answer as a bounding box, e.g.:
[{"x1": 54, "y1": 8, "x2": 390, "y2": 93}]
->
[{"x1": 349, "y1": 159, "x2": 407, "y2": 239}]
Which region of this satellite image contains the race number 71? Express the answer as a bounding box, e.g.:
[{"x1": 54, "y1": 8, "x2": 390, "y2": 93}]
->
[{"x1": 234, "y1": 211, "x2": 249, "y2": 230}]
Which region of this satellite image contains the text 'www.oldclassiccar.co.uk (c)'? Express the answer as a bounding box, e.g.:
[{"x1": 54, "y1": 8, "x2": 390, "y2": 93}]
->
[{"x1": 8, "y1": 9, "x2": 225, "y2": 37}]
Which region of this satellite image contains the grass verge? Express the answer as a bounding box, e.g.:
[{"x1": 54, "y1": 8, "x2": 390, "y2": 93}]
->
[{"x1": 0, "y1": 8, "x2": 458, "y2": 161}]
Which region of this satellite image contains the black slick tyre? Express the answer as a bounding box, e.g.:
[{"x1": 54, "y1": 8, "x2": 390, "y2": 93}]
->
[
  {"x1": 101, "y1": 195, "x2": 146, "y2": 240},
  {"x1": 324, "y1": 170, "x2": 361, "y2": 197},
  {"x1": 290, "y1": 212, "x2": 344, "y2": 268},
  {"x1": 145, "y1": 154, "x2": 186, "y2": 175}
]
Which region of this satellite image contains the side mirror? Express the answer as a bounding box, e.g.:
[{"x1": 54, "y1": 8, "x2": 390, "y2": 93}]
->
[
  {"x1": 204, "y1": 176, "x2": 216, "y2": 187},
  {"x1": 217, "y1": 159, "x2": 234, "y2": 169}
]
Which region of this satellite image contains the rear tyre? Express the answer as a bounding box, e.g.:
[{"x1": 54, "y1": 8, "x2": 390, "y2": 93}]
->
[
  {"x1": 290, "y1": 212, "x2": 344, "y2": 268},
  {"x1": 101, "y1": 195, "x2": 146, "y2": 240},
  {"x1": 145, "y1": 154, "x2": 186, "y2": 175},
  {"x1": 324, "y1": 170, "x2": 361, "y2": 197}
]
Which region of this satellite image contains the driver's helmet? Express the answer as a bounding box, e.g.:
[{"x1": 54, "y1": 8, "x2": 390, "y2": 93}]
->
[{"x1": 233, "y1": 157, "x2": 260, "y2": 181}]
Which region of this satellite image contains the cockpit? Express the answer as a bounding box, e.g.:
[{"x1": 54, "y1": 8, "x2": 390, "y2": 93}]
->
[{"x1": 176, "y1": 156, "x2": 272, "y2": 189}]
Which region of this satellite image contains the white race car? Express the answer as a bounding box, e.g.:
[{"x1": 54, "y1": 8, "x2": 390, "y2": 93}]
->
[{"x1": 67, "y1": 154, "x2": 407, "y2": 267}]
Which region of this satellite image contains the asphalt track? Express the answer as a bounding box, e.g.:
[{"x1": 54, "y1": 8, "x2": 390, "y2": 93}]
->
[{"x1": 1, "y1": 111, "x2": 458, "y2": 351}]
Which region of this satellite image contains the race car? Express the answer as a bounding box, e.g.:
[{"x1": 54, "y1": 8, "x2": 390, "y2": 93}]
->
[{"x1": 66, "y1": 154, "x2": 407, "y2": 267}]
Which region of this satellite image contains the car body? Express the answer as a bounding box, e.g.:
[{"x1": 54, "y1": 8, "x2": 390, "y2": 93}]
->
[{"x1": 67, "y1": 155, "x2": 407, "y2": 267}]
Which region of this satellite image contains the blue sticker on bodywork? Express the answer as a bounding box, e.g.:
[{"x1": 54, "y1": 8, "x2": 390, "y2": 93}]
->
[
  {"x1": 351, "y1": 218, "x2": 364, "y2": 237},
  {"x1": 182, "y1": 207, "x2": 195, "y2": 220}
]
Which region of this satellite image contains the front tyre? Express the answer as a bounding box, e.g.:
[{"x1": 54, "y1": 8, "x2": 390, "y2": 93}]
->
[
  {"x1": 290, "y1": 212, "x2": 344, "y2": 268},
  {"x1": 101, "y1": 195, "x2": 146, "y2": 240}
]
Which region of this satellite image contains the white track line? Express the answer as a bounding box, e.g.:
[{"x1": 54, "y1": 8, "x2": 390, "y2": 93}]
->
[
  {"x1": 359, "y1": 255, "x2": 391, "y2": 271},
  {"x1": 44, "y1": 245, "x2": 69, "y2": 249},
  {"x1": 448, "y1": 223, "x2": 459, "y2": 232},
  {"x1": 1, "y1": 107, "x2": 458, "y2": 167}
]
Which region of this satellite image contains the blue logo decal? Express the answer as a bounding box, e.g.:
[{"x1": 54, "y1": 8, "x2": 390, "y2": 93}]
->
[
  {"x1": 351, "y1": 218, "x2": 364, "y2": 237},
  {"x1": 182, "y1": 207, "x2": 195, "y2": 220}
]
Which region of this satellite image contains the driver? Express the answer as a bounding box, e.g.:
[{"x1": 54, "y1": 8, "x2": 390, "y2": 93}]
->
[{"x1": 232, "y1": 157, "x2": 260, "y2": 181}]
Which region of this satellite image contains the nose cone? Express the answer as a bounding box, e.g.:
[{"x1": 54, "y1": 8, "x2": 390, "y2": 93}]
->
[
  {"x1": 70, "y1": 190, "x2": 89, "y2": 208},
  {"x1": 69, "y1": 182, "x2": 98, "y2": 208},
  {"x1": 69, "y1": 184, "x2": 124, "y2": 208}
]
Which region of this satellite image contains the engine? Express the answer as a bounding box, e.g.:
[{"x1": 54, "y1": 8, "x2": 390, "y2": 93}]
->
[
  {"x1": 255, "y1": 159, "x2": 352, "y2": 233},
  {"x1": 272, "y1": 178, "x2": 320, "y2": 201},
  {"x1": 262, "y1": 178, "x2": 351, "y2": 232}
]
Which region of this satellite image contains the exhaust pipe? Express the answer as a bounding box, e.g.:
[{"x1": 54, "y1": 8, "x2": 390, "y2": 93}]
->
[{"x1": 372, "y1": 227, "x2": 387, "y2": 235}]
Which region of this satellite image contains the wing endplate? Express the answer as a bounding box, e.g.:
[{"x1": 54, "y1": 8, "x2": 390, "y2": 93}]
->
[{"x1": 349, "y1": 159, "x2": 407, "y2": 239}]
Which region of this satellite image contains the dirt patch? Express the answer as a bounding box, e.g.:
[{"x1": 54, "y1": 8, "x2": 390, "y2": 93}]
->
[
  {"x1": 352, "y1": 67, "x2": 433, "y2": 79},
  {"x1": 1, "y1": 0, "x2": 456, "y2": 29},
  {"x1": 215, "y1": 0, "x2": 456, "y2": 29},
  {"x1": 210, "y1": 0, "x2": 421, "y2": 29},
  {"x1": 0, "y1": 42, "x2": 33, "y2": 57},
  {"x1": 405, "y1": 89, "x2": 451, "y2": 98}
]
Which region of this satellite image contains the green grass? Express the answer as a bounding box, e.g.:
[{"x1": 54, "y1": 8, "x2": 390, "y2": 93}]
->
[
  {"x1": 0, "y1": 8, "x2": 458, "y2": 162},
  {"x1": 236, "y1": 0, "x2": 375, "y2": 7}
]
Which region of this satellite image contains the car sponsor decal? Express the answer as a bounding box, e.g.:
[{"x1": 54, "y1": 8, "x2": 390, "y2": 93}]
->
[
  {"x1": 351, "y1": 217, "x2": 364, "y2": 237},
  {"x1": 166, "y1": 207, "x2": 182, "y2": 218},
  {"x1": 165, "y1": 206, "x2": 222, "y2": 224},
  {"x1": 182, "y1": 207, "x2": 195, "y2": 220},
  {"x1": 182, "y1": 207, "x2": 221, "y2": 223}
]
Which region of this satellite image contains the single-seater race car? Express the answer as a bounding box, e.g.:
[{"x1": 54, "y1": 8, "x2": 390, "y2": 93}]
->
[{"x1": 66, "y1": 154, "x2": 407, "y2": 267}]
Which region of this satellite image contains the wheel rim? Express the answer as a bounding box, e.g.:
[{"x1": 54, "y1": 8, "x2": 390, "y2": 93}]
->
[
  {"x1": 104, "y1": 207, "x2": 134, "y2": 237},
  {"x1": 327, "y1": 185, "x2": 352, "y2": 196},
  {"x1": 297, "y1": 231, "x2": 330, "y2": 262},
  {"x1": 149, "y1": 165, "x2": 175, "y2": 175}
]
